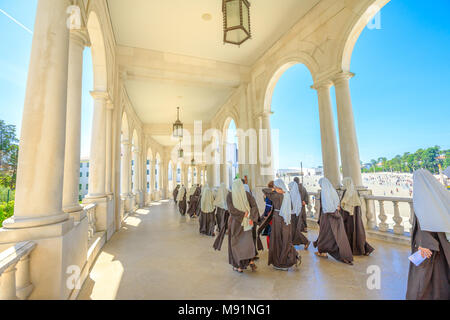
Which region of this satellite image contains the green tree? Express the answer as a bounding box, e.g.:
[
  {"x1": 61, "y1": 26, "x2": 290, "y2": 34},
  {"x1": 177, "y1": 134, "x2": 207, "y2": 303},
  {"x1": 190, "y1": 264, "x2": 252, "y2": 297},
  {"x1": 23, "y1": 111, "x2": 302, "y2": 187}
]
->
[{"x1": 0, "y1": 120, "x2": 19, "y2": 190}]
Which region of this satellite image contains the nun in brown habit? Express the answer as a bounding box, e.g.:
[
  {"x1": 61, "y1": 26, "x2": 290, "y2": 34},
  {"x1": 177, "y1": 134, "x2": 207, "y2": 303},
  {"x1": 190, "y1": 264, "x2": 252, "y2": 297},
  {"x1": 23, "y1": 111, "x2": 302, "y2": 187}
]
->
[
  {"x1": 198, "y1": 184, "x2": 216, "y2": 236},
  {"x1": 260, "y1": 179, "x2": 300, "y2": 271},
  {"x1": 173, "y1": 185, "x2": 180, "y2": 204},
  {"x1": 313, "y1": 177, "x2": 353, "y2": 265},
  {"x1": 340, "y1": 177, "x2": 374, "y2": 256},
  {"x1": 406, "y1": 169, "x2": 449, "y2": 300},
  {"x1": 288, "y1": 181, "x2": 310, "y2": 249},
  {"x1": 226, "y1": 179, "x2": 259, "y2": 273},
  {"x1": 294, "y1": 177, "x2": 309, "y2": 232},
  {"x1": 188, "y1": 185, "x2": 201, "y2": 218},
  {"x1": 176, "y1": 185, "x2": 187, "y2": 216},
  {"x1": 186, "y1": 185, "x2": 197, "y2": 217},
  {"x1": 214, "y1": 183, "x2": 230, "y2": 233}
]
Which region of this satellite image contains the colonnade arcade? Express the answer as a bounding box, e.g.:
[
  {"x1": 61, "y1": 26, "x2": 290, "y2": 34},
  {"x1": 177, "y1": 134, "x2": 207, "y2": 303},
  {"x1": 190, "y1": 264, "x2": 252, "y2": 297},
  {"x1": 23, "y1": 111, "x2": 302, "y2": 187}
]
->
[{"x1": 0, "y1": 0, "x2": 389, "y2": 299}]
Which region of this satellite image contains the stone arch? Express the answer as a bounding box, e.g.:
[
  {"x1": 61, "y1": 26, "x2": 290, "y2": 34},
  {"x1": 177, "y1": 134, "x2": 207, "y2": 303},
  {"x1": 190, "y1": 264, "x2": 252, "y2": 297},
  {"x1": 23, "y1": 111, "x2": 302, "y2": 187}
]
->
[
  {"x1": 262, "y1": 55, "x2": 318, "y2": 114},
  {"x1": 338, "y1": 0, "x2": 390, "y2": 72},
  {"x1": 86, "y1": 11, "x2": 108, "y2": 92}
]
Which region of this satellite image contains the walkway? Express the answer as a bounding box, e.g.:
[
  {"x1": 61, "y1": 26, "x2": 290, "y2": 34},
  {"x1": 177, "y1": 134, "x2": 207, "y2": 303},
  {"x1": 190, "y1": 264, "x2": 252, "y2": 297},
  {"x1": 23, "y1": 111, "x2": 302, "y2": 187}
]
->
[{"x1": 78, "y1": 201, "x2": 411, "y2": 300}]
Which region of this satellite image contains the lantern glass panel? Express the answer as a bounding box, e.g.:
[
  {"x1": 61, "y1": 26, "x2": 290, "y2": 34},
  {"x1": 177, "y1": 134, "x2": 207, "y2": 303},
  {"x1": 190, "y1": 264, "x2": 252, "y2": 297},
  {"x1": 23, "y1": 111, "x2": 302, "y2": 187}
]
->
[
  {"x1": 226, "y1": 0, "x2": 240, "y2": 28},
  {"x1": 242, "y1": 2, "x2": 250, "y2": 33}
]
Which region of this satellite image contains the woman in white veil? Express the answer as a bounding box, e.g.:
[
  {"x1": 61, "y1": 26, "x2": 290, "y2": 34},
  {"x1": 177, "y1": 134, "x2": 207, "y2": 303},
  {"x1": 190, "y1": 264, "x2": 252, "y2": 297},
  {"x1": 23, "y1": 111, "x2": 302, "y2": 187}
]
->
[
  {"x1": 226, "y1": 179, "x2": 260, "y2": 273},
  {"x1": 288, "y1": 181, "x2": 310, "y2": 249},
  {"x1": 213, "y1": 183, "x2": 230, "y2": 233},
  {"x1": 176, "y1": 185, "x2": 187, "y2": 216},
  {"x1": 198, "y1": 184, "x2": 216, "y2": 237},
  {"x1": 340, "y1": 177, "x2": 374, "y2": 256},
  {"x1": 406, "y1": 169, "x2": 449, "y2": 300},
  {"x1": 313, "y1": 177, "x2": 353, "y2": 265},
  {"x1": 261, "y1": 179, "x2": 300, "y2": 270}
]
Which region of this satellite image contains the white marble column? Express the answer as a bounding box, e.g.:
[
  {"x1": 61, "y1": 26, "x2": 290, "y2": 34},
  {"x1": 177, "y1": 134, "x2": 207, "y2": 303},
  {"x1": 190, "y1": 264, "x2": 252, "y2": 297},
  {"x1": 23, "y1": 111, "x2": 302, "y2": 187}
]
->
[
  {"x1": 62, "y1": 29, "x2": 89, "y2": 216},
  {"x1": 333, "y1": 72, "x2": 363, "y2": 187},
  {"x1": 4, "y1": 0, "x2": 71, "y2": 229},
  {"x1": 132, "y1": 148, "x2": 140, "y2": 194},
  {"x1": 258, "y1": 112, "x2": 275, "y2": 185},
  {"x1": 105, "y1": 100, "x2": 114, "y2": 195},
  {"x1": 86, "y1": 91, "x2": 108, "y2": 199},
  {"x1": 313, "y1": 80, "x2": 341, "y2": 188}
]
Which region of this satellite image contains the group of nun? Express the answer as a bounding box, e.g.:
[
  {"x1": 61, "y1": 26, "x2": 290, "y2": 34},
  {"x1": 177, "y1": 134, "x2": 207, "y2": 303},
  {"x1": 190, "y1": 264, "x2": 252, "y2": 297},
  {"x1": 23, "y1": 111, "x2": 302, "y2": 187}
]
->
[{"x1": 172, "y1": 168, "x2": 449, "y2": 299}]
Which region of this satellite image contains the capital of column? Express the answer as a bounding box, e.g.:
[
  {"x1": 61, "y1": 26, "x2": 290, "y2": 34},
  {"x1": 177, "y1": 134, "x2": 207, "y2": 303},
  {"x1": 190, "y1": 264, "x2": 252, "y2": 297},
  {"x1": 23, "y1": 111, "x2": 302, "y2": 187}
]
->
[
  {"x1": 90, "y1": 90, "x2": 110, "y2": 103},
  {"x1": 70, "y1": 28, "x2": 90, "y2": 48},
  {"x1": 255, "y1": 111, "x2": 274, "y2": 121},
  {"x1": 311, "y1": 79, "x2": 333, "y2": 90},
  {"x1": 332, "y1": 72, "x2": 355, "y2": 86},
  {"x1": 106, "y1": 99, "x2": 114, "y2": 110}
]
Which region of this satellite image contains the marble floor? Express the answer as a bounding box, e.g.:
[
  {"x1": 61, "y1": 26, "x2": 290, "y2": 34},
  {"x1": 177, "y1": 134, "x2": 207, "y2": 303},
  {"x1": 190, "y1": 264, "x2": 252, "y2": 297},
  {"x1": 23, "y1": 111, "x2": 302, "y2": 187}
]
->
[{"x1": 78, "y1": 200, "x2": 411, "y2": 300}]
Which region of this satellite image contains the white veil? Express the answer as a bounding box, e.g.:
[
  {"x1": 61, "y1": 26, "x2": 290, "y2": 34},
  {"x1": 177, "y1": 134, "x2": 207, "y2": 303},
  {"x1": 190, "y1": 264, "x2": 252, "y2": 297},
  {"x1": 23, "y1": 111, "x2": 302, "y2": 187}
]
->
[
  {"x1": 274, "y1": 179, "x2": 292, "y2": 225},
  {"x1": 318, "y1": 177, "x2": 340, "y2": 213},
  {"x1": 288, "y1": 181, "x2": 302, "y2": 216},
  {"x1": 200, "y1": 184, "x2": 215, "y2": 213},
  {"x1": 413, "y1": 169, "x2": 450, "y2": 236},
  {"x1": 213, "y1": 183, "x2": 229, "y2": 210},
  {"x1": 231, "y1": 179, "x2": 253, "y2": 232}
]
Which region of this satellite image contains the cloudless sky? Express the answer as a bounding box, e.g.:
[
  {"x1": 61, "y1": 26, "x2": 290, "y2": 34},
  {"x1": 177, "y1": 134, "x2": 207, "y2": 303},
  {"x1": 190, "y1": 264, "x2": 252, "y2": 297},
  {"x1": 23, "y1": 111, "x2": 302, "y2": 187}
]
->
[{"x1": 1, "y1": 0, "x2": 449, "y2": 167}]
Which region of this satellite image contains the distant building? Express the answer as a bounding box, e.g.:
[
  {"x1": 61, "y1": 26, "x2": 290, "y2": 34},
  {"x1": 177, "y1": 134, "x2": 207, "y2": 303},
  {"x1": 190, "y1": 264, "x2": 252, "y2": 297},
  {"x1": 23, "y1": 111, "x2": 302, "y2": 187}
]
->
[{"x1": 79, "y1": 158, "x2": 89, "y2": 200}]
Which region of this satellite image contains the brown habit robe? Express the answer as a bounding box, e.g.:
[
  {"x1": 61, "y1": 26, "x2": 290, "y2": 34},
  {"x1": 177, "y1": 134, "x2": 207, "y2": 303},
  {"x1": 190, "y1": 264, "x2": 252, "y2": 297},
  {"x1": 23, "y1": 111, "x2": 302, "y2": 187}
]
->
[
  {"x1": 226, "y1": 191, "x2": 259, "y2": 269},
  {"x1": 340, "y1": 190, "x2": 374, "y2": 256},
  {"x1": 178, "y1": 192, "x2": 187, "y2": 216},
  {"x1": 313, "y1": 201, "x2": 354, "y2": 263},
  {"x1": 297, "y1": 182, "x2": 309, "y2": 231},
  {"x1": 173, "y1": 186, "x2": 180, "y2": 204},
  {"x1": 187, "y1": 187, "x2": 201, "y2": 217},
  {"x1": 290, "y1": 212, "x2": 310, "y2": 246},
  {"x1": 406, "y1": 215, "x2": 450, "y2": 300},
  {"x1": 199, "y1": 209, "x2": 216, "y2": 236},
  {"x1": 261, "y1": 188, "x2": 299, "y2": 269}
]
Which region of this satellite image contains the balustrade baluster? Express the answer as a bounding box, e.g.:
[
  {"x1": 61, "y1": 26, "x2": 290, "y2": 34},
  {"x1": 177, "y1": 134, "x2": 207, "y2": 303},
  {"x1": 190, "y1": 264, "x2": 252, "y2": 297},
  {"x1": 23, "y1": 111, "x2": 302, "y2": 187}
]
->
[
  {"x1": 392, "y1": 201, "x2": 404, "y2": 235},
  {"x1": 378, "y1": 200, "x2": 389, "y2": 232}
]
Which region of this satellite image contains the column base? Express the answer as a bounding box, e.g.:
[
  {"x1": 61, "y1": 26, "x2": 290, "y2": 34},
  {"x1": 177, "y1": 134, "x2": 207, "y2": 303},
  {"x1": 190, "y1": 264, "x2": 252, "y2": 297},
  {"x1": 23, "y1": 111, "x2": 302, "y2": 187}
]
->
[
  {"x1": 0, "y1": 216, "x2": 88, "y2": 300},
  {"x1": 2, "y1": 212, "x2": 69, "y2": 230}
]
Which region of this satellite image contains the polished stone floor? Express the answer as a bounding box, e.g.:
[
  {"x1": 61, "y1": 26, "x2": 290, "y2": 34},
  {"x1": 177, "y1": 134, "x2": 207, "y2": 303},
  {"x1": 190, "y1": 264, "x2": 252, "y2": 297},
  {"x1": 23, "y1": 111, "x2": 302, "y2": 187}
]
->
[{"x1": 78, "y1": 200, "x2": 411, "y2": 300}]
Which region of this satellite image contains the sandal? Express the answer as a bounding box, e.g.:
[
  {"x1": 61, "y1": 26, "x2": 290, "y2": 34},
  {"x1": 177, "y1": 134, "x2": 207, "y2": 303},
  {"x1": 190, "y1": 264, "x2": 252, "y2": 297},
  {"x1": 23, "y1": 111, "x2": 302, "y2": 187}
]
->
[
  {"x1": 342, "y1": 259, "x2": 353, "y2": 265},
  {"x1": 304, "y1": 241, "x2": 311, "y2": 250},
  {"x1": 250, "y1": 262, "x2": 257, "y2": 272},
  {"x1": 315, "y1": 252, "x2": 328, "y2": 259},
  {"x1": 233, "y1": 267, "x2": 243, "y2": 273}
]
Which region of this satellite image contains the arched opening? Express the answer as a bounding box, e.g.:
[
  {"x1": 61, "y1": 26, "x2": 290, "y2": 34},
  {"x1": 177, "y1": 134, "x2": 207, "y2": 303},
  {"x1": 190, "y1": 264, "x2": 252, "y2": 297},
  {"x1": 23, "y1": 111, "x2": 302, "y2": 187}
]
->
[
  {"x1": 120, "y1": 113, "x2": 130, "y2": 197},
  {"x1": 168, "y1": 161, "x2": 174, "y2": 193},
  {"x1": 265, "y1": 63, "x2": 322, "y2": 192},
  {"x1": 223, "y1": 118, "x2": 239, "y2": 189},
  {"x1": 131, "y1": 130, "x2": 139, "y2": 195},
  {"x1": 155, "y1": 153, "x2": 161, "y2": 191},
  {"x1": 176, "y1": 162, "x2": 182, "y2": 185},
  {"x1": 146, "y1": 147, "x2": 153, "y2": 200},
  {"x1": 340, "y1": 0, "x2": 449, "y2": 231}
]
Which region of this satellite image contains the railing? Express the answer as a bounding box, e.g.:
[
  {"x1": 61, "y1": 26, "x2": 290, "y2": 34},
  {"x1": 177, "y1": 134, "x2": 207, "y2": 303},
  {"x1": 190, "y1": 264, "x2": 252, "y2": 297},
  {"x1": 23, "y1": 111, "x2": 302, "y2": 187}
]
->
[
  {"x1": 0, "y1": 241, "x2": 36, "y2": 300},
  {"x1": 362, "y1": 195, "x2": 413, "y2": 235},
  {"x1": 305, "y1": 191, "x2": 413, "y2": 237},
  {"x1": 84, "y1": 203, "x2": 97, "y2": 241}
]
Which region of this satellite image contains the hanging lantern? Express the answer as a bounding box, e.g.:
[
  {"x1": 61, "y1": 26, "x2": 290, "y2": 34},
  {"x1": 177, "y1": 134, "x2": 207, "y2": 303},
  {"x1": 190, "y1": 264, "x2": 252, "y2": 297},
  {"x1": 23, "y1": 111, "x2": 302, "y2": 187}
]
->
[
  {"x1": 191, "y1": 157, "x2": 196, "y2": 166},
  {"x1": 173, "y1": 107, "x2": 183, "y2": 138},
  {"x1": 222, "y1": 0, "x2": 251, "y2": 46}
]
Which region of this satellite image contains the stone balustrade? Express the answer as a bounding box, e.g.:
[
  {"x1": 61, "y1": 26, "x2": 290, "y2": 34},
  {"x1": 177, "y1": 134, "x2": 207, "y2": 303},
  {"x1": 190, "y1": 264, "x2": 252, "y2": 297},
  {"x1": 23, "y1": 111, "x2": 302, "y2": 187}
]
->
[
  {"x1": 84, "y1": 203, "x2": 97, "y2": 241},
  {"x1": 305, "y1": 192, "x2": 414, "y2": 240},
  {"x1": 362, "y1": 195, "x2": 413, "y2": 236},
  {"x1": 0, "y1": 241, "x2": 36, "y2": 300}
]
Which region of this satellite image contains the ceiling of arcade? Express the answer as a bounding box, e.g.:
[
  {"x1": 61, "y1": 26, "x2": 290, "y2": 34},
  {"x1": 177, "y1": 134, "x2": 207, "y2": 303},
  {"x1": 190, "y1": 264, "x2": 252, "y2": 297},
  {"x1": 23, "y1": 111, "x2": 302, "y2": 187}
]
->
[{"x1": 107, "y1": 0, "x2": 321, "y2": 146}]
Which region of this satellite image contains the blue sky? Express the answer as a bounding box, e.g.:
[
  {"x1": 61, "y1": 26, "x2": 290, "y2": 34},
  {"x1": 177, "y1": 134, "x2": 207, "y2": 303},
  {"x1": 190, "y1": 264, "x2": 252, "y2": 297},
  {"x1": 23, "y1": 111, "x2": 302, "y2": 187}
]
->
[
  {"x1": 1, "y1": 0, "x2": 449, "y2": 167},
  {"x1": 271, "y1": 0, "x2": 450, "y2": 168}
]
